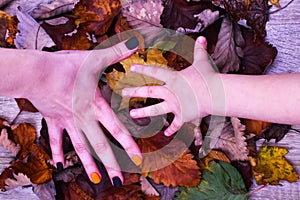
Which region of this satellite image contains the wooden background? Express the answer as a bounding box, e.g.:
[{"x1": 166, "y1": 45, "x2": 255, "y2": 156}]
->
[{"x1": 0, "y1": 0, "x2": 299, "y2": 199}]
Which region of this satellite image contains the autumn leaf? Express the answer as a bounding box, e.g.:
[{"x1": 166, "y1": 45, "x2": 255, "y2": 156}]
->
[
  {"x1": 62, "y1": 27, "x2": 94, "y2": 50},
  {"x1": 31, "y1": 0, "x2": 79, "y2": 19},
  {"x1": 176, "y1": 160, "x2": 249, "y2": 200},
  {"x1": 0, "y1": 128, "x2": 20, "y2": 156},
  {"x1": 222, "y1": 0, "x2": 271, "y2": 38},
  {"x1": 137, "y1": 132, "x2": 201, "y2": 187},
  {"x1": 251, "y1": 146, "x2": 298, "y2": 185},
  {"x1": 0, "y1": 10, "x2": 18, "y2": 47},
  {"x1": 4, "y1": 173, "x2": 31, "y2": 190},
  {"x1": 211, "y1": 17, "x2": 245, "y2": 73},
  {"x1": 72, "y1": 0, "x2": 121, "y2": 36},
  {"x1": 241, "y1": 118, "x2": 271, "y2": 137},
  {"x1": 160, "y1": 0, "x2": 219, "y2": 32},
  {"x1": 0, "y1": 168, "x2": 14, "y2": 191},
  {"x1": 15, "y1": 9, "x2": 55, "y2": 50},
  {"x1": 15, "y1": 98, "x2": 39, "y2": 113},
  {"x1": 262, "y1": 124, "x2": 290, "y2": 142},
  {"x1": 106, "y1": 48, "x2": 169, "y2": 109}
]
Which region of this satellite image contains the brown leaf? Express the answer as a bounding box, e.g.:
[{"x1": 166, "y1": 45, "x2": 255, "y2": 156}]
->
[
  {"x1": 222, "y1": 0, "x2": 271, "y2": 39},
  {"x1": 241, "y1": 118, "x2": 271, "y2": 137},
  {"x1": 62, "y1": 27, "x2": 94, "y2": 50},
  {"x1": 137, "y1": 132, "x2": 201, "y2": 187},
  {"x1": 238, "y1": 26, "x2": 277, "y2": 75},
  {"x1": 207, "y1": 149, "x2": 230, "y2": 163},
  {"x1": 160, "y1": 0, "x2": 219, "y2": 31},
  {"x1": 15, "y1": 98, "x2": 39, "y2": 113},
  {"x1": 73, "y1": 0, "x2": 121, "y2": 36},
  {"x1": 0, "y1": 168, "x2": 14, "y2": 191},
  {"x1": 211, "y1": 17, "x2": 244, "y2": 73},
  {"x1": 262, "y1": 123, "x2": 291, "y2": 142}
]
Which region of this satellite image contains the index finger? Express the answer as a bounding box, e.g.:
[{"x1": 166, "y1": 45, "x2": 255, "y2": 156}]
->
[{"x1": 130, "y1": 64, "x2": 174, "y2": 83}]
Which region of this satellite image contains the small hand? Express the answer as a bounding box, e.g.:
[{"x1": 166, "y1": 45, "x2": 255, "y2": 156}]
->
[
  {"x1": 122, "y1": 36, "x2": 217, "y2": 136},
  {"x1": 26, "y1": 37, "x2": 142, "y2": 186}
]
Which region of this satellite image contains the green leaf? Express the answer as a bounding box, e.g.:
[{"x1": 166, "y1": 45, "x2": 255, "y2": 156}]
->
[{"x1": 175, "y1": 161, "x2": 249, "y2": 200}]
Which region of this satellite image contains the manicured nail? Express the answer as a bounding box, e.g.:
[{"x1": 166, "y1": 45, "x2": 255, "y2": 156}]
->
[
  {"x1": 125, "y1": 37, "x2": 139, "y2": 50},
  {"x1": 91, "y1": 172, "x2": 101, "y2": 184},
  {"x1": 112, "y1": 176, "x2": 122, "y2": 188},
  {"x1": 56, "y1": 162, "x2": 63, "y2": 171},
  {"x1": 132, "y1": 155, "x2": 142, "y2": 166}
]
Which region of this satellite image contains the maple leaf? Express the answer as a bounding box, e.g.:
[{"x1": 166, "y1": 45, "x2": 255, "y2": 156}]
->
[
  {"x1": 72, "y1": 0, "x2": 121, "y2": 36},
  {"x1": 106, "y1": 48, "x2": 169, "y2": 109},
  {"x1": 176, "y1": 160, "x2": 249, "y2": 200},
  {"x1": 222, "y1": 0, "x2": 271, "y2": 39},
  {"x1": 211, "y1": 16, "x2": 245, "y2": 73},
  {"x1": 15, "y1": 9, "x2": 55, "y2": 50},
  {"x1": 251, "y1": 146, "x2": 298, "y2": 185},
  {"x1": 0, "y1": 10, "x2": 18, "y2": 47},
  {"x1": 137, "y1": 132, "x2": 201, "y2": 187}
]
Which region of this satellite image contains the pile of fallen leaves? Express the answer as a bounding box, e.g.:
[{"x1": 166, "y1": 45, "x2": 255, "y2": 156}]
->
[{"x1": 0, "y1": 0, "x2": 298, "y2": 199}]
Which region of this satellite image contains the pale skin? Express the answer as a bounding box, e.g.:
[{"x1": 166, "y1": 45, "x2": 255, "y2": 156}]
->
[
  {"x1": 0, "y1": 39, "x2": 142, "y2": 185},
  {"x1": 123, "y1": 36, "x2": 300, "y2": 136}
]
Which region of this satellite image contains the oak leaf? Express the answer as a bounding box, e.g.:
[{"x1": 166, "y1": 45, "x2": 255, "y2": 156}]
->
[
  {"x1": 4, "y1": 173, "x2": 31, "y2": 190},
  {"x1": 176, "y1": 161, "x2": 249, "y2": 200},
  {"x1": 137, "y1": 132, "x2": 201, "y2": 187},
  {"x1": 252, "y1": 146, "x2": 298, "y2": 185}
]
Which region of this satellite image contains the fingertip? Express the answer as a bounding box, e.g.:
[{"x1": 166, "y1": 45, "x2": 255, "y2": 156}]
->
[
  {"x1": 196, "y1": 36, "x2": 207, "y2": 50},
  {"x1": 125, "y1": 36, "x2": 139, "y2": 50},
  {"x1": 91, "y1": 172, "x2": 102, "y2": 184},
  {"x1": 56, "y1": 162, "x2": 64, "y2": 172},
  {"x1": 130, "y1": 109, "x2": 138, "y2": 118}
]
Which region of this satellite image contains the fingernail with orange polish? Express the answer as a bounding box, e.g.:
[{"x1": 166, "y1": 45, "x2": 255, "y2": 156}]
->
[
  {"x1": 91, "y1": 172, "x2": 101, "y2": 184},
  {"x1": 132, "y1": 155, "x2": 142, "y2": 166}
]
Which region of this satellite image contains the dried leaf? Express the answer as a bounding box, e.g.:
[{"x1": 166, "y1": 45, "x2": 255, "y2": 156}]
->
[
  {"x1": 160, "y1": 0, "x2": 219, "y2": 32},
  {"x1": 262, "y1": 124, "x2": 290, "y2": 142},
  {"x1": 140, "y1": 176, "x2": 159, "y2": 197},
  {"x1": 72, "y1": 0, "x2": 121, "y2": 36},
  {"x1": 0, "y1": 10, "x2": 18, "y2": 47},
  {"x1": 15, "y1": 98, "x2": 39, "y2": 113},
  {"x1": 241, "y1": 118, "x2": 271, "y2": 137},
  {"x1": 62, "y1": 27, "x2": 94, "y2": 50},
  {"x1": 207, "y1": 149, "x2": 230, "y2": 163},
  {"x1": 238, "y1": 27, "x2": 277, "y2": 75},
  {"x1": 0, "y1": 129, "x2": 20, "y2": 156},
  {"x1": 106, "y1": 48, "x2": 169, "y2": 109},
  {"x1": 0, "y1": 168, "x2": 14, "y2": 191},
  {"x1": 32, "y1": 180, "x2": 56, "y2": 200},
  {"x1": 211, "y1": 17, "x2": 243, "y2": 73},
  {"x1": 269, "y1": 0, "x2": 281, "y2": 7},
  {"x1": 15, "y1": 9, "x2": 55, "y2": 50},
  {"x1": 252, "y1": 146, "x2": 298, "y2": 185},
  {"x1": 222, "y1": 0, "x2": 271, "y2": 38},
  {"x1": 176, "y1": 161, "x2": 249, "y2": 200},
  {"x1": 137, "y1": 132, "x2": 201, "y2": 187},
  {"x1": 122, "y1": 0, "x2": 167, "y2": 46},
  {"x1": 31, "y1": 0, "x2": 80, "y2": 19},
  {"x1": 4, "y1": 173, "x2": 31, "y2": 190}
]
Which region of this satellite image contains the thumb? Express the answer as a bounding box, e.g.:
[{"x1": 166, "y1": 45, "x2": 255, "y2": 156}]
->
[
  {"x1": 99, "y1": 36, "x2": 139, "y2": 68},
  {"x1": 193, "y1": 36, "x2": 208, "y2": 65}
]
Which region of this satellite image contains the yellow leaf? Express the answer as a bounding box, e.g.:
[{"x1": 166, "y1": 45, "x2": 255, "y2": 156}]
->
[
  {"x1": 269, "y1": 0, "x2": 281, "y2": 7},
  {"x1": 252, "y1": 146, "x2": 298, "y2": 185},
  {"x1": 106, "y1": 48, "x2": 170, "y2": 109},
  {"x1": 0, "y1": 10, "x2": 18, "y2": 46}
]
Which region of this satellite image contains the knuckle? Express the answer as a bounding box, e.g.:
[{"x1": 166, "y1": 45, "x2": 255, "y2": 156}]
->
[
  {"x1": 73, "y1": 143, "x2": 88, "y2": 154},
  {"x1": 93, "y1": 141, "x2": 109, "y2": 154}
]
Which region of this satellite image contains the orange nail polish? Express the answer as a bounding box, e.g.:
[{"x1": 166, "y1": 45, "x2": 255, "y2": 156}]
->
[
  {"x1": 91, "y1": 172, "x2": 101, "y2": 184},
  {"x1": 132, "y1": 155, "x2": 142, "y2": 166}
]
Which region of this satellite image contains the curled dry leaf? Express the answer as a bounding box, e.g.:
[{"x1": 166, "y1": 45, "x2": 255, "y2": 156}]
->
[
  {"x1": 137, "y1": 132, "x2": 201, "y2": 187},
  {"x1": 252, "y1": 146, "x2": 298, "y2": 185},
  {"x1": 0, "y1": 10, "x2": 18, "y2": 47},
  {"x1": 31, "y1": 0, "x2": 80, "y2": 19},
  {"x1": 241, "y1": 118, "x2": 271, "y2": 137},
  {"x1": 4, "y1": 173, "x2": 31, "y2": 190},
  {"x1": 15, "y1": 9, "x2": 55, "y2": 50},
  {"x1": 262, "y1": 123, "x2": 291, "y2": 142},
  {"x1": 15, "y1": 98, "x2": 39, "y2": 113},
  {"x1": 0, "y1": 129, "x2": 20, "y2": 156},
  {"x1": 211, "y1": 17, "x2": 244, "y2": 73}
]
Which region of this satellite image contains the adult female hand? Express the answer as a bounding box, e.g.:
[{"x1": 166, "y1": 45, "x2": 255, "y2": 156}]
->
[
  {"x1": 122, "y1": 36, "x2": 221, "y2": 136},
  {"x1": 0, "y1": 37, "x2": 142, "y2": 186}
]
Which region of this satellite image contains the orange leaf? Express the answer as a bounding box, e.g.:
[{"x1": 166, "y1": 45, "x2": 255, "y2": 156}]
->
[
  {"x1": 241, "y1": 118, "x2": 271, "y2": 137},
  {"x1": 15, "y1": 98, "x2": 39, "y2": 113},
  {"x1": 11, "y1": 123, "x2": 36, "y2": 149},
  {"x1": 137, "y1": 132, "x2": 201, "y2": 187}
]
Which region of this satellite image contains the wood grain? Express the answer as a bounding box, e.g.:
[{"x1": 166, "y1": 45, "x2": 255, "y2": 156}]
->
[{"x1": 0, "y1": 0, "x2": 299, "y2": 199}]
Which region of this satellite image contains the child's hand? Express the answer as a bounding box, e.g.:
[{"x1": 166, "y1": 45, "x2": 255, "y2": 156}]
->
[
  {"x1": 122, "y1": 36, "x2": 217, "y2": 136},
  {"x1": 21, "y1": 37, "x2": 142, "y2": 186}
]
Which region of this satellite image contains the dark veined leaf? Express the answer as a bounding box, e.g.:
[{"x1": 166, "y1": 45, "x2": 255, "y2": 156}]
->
[{"x1": 176, "y1": 161, "x2": 249, "y2": 200}]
